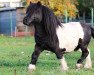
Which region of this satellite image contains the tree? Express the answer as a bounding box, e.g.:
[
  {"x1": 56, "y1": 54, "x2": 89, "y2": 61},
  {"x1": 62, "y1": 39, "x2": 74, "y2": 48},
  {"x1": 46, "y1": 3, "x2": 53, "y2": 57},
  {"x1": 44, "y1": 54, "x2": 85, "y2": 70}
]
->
[
  {"x1": 22, "y1": 0, "x2": 27, "y2": 6},
  {"x1": 82, "y1": 0, "x2": 94, "y2": 8},
  {"x1": 25, "y1": 0, "x2": 78, "y2": 18},
  {"x1": 77, "y1": 0, "x2": 94, "y2": 24},
  {"x1": 82, "y1": 0, "x2": 94, "y2": 25},
  {"x1": 77, "y1": 0, "x2": 90, "y2": 22},
  {"x1": 42, "y1": 0, "x2": 78, "y2": 18}
]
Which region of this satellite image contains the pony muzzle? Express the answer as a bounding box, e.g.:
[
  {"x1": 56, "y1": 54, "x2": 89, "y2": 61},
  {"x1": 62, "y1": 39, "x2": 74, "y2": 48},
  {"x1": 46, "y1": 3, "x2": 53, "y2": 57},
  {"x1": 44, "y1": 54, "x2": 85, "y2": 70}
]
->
[
  {"x1": 23, "y1": 17, "x2": 31, "y2": 26},
  {"x1": 23, "y1": 17, "x2": 28, "y2": 25}
]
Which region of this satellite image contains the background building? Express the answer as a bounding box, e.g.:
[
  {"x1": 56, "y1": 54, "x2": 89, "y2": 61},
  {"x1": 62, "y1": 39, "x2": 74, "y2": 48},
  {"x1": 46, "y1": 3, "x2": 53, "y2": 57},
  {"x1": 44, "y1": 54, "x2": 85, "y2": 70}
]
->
[{"x1": 0, "y1": 0, "x2": 22, "y2": 7}]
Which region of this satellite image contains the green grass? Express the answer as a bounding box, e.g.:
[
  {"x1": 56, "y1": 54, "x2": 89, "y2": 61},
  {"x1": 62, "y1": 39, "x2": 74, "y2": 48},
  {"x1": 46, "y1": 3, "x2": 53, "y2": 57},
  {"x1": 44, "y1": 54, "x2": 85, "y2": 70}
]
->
[{"x1": 0, "y1": 36, "x2": 94, "y2": 75}]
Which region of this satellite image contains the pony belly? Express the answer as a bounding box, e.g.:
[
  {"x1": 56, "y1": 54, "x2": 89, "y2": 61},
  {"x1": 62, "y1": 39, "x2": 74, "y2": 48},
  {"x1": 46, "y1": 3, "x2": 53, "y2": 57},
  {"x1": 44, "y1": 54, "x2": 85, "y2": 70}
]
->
[
  {"x1": 56, "y1": 29, "x2": 79, "y2": 52},
  {"x1": 56, "y1": 23, "x2": 84, "y2": 52},
  {"x1": 59, "y1": 37, "x2": 79, "y2": 52}
]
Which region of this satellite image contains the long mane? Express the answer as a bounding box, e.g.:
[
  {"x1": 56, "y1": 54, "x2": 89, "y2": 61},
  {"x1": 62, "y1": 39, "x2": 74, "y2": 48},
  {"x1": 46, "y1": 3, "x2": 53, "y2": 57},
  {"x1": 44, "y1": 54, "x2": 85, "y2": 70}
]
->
[{"x1": 41, "y1": 5, "x2": 62, "y2": 39}]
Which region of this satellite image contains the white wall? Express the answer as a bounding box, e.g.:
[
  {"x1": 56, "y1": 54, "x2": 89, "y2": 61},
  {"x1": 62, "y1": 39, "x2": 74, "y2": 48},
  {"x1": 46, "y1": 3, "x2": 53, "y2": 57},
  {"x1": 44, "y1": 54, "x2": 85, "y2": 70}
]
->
[
  {"x1": 0, "y1": 0, "x2": 22, "y2": 7},
  {"x1": 10, "y1": 2, "x2": 22, "y2": 7},
  {"x1": 0, "y1": 0, "x2": 21, "y2": 2}
]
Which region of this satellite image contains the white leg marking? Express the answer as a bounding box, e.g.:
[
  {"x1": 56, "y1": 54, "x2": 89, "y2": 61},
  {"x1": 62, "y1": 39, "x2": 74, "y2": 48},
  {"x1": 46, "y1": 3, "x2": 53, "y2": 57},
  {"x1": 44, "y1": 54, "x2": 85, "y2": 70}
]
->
[
  {"x1": 60, "y1": 57, "x2": 69, "y2": 71},
  {"x1": 84, "y1": 49, "x2": 92, "y2": 69},
  {"x1": 76, "y1": 49, "x2": 83, "y2": 70},
  {"x1": 76, "y1": 63, "x2": 83, "y2": 70},
  {"x1": 28, "y1": 64, "x2": 36, "y2": 71},
  {"x1": 78, "y1": 49, "x2": 82, "y2": 52}
]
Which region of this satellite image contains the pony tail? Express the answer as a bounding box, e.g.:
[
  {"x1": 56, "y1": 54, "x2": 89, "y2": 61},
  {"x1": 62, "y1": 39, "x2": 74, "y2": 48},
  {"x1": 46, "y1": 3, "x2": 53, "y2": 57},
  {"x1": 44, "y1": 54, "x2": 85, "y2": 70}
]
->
[{"x1": 90, "y1": 26, "x2": 94, "y2": 38}]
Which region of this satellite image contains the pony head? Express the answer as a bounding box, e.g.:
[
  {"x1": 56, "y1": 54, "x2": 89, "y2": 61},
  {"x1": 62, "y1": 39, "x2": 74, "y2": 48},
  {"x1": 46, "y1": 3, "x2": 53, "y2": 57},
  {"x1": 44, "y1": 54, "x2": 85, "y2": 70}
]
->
[{"x1": 23, "y1": 1, "x2": 43, "y2": 26}]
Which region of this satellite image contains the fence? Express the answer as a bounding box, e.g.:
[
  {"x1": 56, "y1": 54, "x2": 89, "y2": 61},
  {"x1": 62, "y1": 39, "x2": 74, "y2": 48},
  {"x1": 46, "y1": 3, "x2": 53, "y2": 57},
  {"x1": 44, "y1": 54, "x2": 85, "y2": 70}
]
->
[
  {"x1": 59, "y1": 16, "x2": 94, "y2": 24},
  {"x1": 13, "y1": 25, "x2": 34, "y2": 37},
  {"x1": 0, "y1": 7, "x2": 34, "y2": 37}
]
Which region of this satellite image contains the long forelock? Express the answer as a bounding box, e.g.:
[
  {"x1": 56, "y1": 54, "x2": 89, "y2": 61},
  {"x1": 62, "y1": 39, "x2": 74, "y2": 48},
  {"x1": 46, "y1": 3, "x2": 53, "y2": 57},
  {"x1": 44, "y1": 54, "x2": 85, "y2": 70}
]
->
[{"x1": 27, "y1": 3, "x2": 41, "y2": 14}]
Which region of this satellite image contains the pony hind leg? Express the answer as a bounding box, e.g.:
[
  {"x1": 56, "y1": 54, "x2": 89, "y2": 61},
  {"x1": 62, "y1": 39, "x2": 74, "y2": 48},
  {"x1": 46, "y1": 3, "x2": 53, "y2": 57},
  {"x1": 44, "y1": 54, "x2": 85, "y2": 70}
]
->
[
  {"x1": 77, "y1": 48, "x2": 92, "y2": 69},
  {"x1": 76, "y1": 46, "x2": 89, "y2": 70},
  {"x1": 84, "y1": 48, "x2": 92, "y2": 69}
]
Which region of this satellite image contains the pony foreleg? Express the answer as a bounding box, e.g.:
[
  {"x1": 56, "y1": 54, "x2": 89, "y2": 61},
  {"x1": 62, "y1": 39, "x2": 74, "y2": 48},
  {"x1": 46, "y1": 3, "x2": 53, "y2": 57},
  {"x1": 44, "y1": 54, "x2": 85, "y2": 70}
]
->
[
  {"x1": 60, "y1": 56, "x2": 69, "y2": 71},
  {"x1": 55, "y1": 48, "x2": 68, "y2": 71},
  {"x1": 28, "y1": 44, "x2": 42, "y2": 71}
]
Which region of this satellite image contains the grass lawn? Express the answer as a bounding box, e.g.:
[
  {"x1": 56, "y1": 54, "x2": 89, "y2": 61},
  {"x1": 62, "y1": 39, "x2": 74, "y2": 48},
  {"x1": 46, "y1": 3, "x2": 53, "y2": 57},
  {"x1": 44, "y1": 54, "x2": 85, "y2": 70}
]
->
[{"x1": 0, "y1": 36, "x2": 94, "y2": 75}]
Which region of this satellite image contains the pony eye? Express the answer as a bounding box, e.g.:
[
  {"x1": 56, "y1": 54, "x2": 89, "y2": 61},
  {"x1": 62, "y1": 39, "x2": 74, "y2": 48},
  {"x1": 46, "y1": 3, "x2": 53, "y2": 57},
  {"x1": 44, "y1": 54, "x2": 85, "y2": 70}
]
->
[
  {"x1": 37, "y1": 10, "x2": 40, "y2": 12},
  {"x1": 36, "y1": 9, "x2": 40, "y2": 12}
]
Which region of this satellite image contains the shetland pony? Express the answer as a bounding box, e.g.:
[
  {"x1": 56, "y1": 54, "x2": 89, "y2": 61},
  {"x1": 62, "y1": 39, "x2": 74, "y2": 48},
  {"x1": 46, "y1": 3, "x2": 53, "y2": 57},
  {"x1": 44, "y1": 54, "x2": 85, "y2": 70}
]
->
[{"x1": 23, "y1": 1, "x2": 94, "y2": 71}]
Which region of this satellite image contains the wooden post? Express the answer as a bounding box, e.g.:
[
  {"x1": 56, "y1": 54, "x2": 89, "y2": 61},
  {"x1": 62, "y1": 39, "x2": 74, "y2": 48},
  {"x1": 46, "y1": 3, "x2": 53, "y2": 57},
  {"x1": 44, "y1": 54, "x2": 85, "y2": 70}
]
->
[
  {"x1": 14, "y1": 69, "x2": 16, "y2": 75},
  {"x1": 91, "y1": 8, "x2": 94, "y2": 26},
  {"x1": 10, "y1": 11, "x2": 13, "y2": 37},
  {"x1": 25, "y1": 26, "x2": 28, "y2": 36},
  {"x1": 65, "y1": 9, "x2": 68, "y2": 23},
  {"x1": 15, "y1": 26, "x2": 17, "y2": 37}
]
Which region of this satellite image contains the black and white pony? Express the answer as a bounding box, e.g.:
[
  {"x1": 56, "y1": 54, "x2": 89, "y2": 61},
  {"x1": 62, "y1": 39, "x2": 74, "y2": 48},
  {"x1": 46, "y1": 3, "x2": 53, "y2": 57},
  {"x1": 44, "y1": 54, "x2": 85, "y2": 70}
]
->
[{"x1": 23, "y1": 1, "x2": 94, "y2": 71}]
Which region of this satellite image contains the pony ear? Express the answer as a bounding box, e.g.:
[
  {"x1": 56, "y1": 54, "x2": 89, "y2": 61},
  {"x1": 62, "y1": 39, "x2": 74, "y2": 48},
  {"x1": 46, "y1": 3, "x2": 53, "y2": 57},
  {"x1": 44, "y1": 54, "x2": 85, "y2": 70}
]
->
[
  {"x1": 37, "y1": 1, "x2": 41, "y2": 6},
  {"x1": 30, "y1": 1, "x2": 32, "y2": 5}
]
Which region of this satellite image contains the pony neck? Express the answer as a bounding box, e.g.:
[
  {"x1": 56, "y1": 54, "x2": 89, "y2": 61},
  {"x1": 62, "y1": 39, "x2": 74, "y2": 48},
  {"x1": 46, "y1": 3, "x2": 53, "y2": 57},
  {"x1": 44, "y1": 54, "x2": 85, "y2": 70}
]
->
[{"x1": 34, "y1": 22, "x2": 46, "y2": 36}]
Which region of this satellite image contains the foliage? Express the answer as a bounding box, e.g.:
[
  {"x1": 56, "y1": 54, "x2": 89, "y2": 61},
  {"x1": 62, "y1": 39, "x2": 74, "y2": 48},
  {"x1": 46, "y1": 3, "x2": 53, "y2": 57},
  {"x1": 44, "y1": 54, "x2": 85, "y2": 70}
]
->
[
  {"x1": 77, "y1": 0, "x2": 89, "y2": 15},
  {"x1": 77, "y1": 0, "x2": 93, "y2": 19},
  {"x1": 82, "y1": 0, "x2": 94, "y2": 8},
  {"x1": 48, "y1": 0, "x2": 78, "y2": 18},
  {"x1": 26, "y1": 0, "x2": 78, "y2": 18},
  {"x1": 22, "y1": 0, "x2": 27, "y2": 6}
]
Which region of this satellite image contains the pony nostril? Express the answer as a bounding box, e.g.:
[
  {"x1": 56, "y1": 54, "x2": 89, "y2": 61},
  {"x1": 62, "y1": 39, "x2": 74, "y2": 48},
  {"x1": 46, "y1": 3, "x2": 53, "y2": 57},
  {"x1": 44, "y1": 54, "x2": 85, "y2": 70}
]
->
[
  {"x1": 33, "y1": 18, "x2": 36, "y2": 21},
  {"x1": 23, "y1": 17, "x2": 28, "y2": 25},
  {"x1": 25, "y1": 17, "x2": 27, "y2": 21},
  {"x1": 34, "y1": 17, "x2": 36, "y2": 19},
  {"x1": 24, "y1": 17, "x2": 28, "y2": 22}
]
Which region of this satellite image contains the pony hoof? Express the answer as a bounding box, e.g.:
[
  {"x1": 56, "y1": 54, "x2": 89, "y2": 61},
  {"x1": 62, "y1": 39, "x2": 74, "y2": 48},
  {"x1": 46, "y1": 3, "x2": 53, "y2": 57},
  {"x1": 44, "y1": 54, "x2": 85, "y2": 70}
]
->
[
  {"x1": 28, "y1": 68, "x2": 35, "y2": 72},
  {"x1": 76, "y1": 64, "x2": 83, "y2": 70},
  {"x1": 61, "y1": 67, "x2": 69, "y2": 71},
  {"x1": 84, "y1": 65, "x2": 92, "y2": 69},
  {"x1": 28, "y1": 64, "x2": 36, "y2": 72}
]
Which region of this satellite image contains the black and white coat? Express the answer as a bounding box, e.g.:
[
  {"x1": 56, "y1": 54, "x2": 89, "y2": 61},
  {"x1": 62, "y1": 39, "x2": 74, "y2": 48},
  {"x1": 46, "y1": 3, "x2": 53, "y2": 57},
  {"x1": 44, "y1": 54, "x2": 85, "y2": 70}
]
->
[{"x1": 23, "y1": 1, "x2": 94, "y2": 71}]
